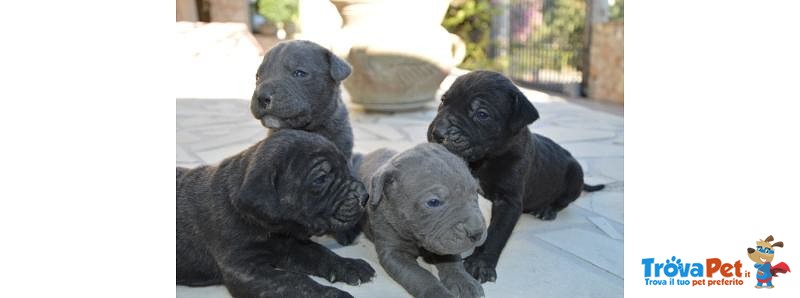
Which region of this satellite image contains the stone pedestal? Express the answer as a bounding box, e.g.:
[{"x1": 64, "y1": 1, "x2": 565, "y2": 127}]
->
[
  {"x1": 587, "y1": 21, "x2": 623, "y2": 104},
  {"x1": 208, "y1": 0, "x2": 250, "y2": 28},
  {"x1": 177, "y1": 0, "x2": 199, "y2": 21},
  {"x1": 331, "y1": 0, "x2": 466, "y2": 111}
]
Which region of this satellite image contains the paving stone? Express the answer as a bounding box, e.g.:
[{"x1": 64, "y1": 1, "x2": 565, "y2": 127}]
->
[
  {"x1": 535, "y1": 227, "x2": 624, "y2": 278},
  {"x1": 397, "y1": 124, "x2": 430, "y2": 143},
  {"x1": 176, "y1": 130, "x2": 204, "y2": 144},
  {"x1": 351, "y1": 125, "x2": 382, "y2": 141},
  {"x1": 353, "y1": 123, "x2": 408, "y2": 141},
  {"x1": 374, "y1": 115, "x2": 431, "y2": 126},
  {"x1": 185, "y1": 128, "x2": 261, "y2": 151},
  {"x1": 560, "y1": 142, "x2": 623, "y2": 158},
  {"x1": 573, "y1": 191, "x2": 624, "y2": 224},
  {"x1": 588, "y1": 216, "x2": 623, "y2": 240},
  {"x1": 587, "y1": 157, "x2": 624, "y2": 181},
  {"x1": 533, "y1": 126, "x2": 616, "y2": 143},
  {"x1": 482, "y1": 234, "x2": 623, "y2": 297},
  {"x1": 353, "y1": 140, "x2": 415, "y2": 155},
  {"x1": 177, "y1": 145, "x2": 199, "y2": 163}
]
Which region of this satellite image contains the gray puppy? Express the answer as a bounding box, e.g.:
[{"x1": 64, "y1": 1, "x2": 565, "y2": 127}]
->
[
  {"x1": 251, "y1": 40, "x2": 354, "y2": 158},
  {"x1": 428, "y1": 71, "x2": 604, "y2": 283},
  {"x1": 177, "y1": 130, "x2": 374, "y2": 298},
  {"x1": 358, "y1": 143, "x2": 487, "y2": 298}
]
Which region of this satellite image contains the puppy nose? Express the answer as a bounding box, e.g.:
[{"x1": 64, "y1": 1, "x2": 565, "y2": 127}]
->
[
  {"x1": 747, "y1": 248, "x2": 755, "y2": 254},
  {"x1": 467, "y1": 229, "x2": 483, "y2": 243},
  {"x1": 431, "y1": 125, "x2": 446, "y2": 143},
  {"x1": 259, "y1": 95, "x2": 272, "y2": 107}
]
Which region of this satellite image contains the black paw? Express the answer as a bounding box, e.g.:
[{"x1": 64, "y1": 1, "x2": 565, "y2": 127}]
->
[
  {"x1": 531, "y1": 206, "x2": 557, "y2": 221},
  {"x1": 464, "y1": 256, "x2": 496, "y2": 283},
  {"x1": 333, "y1": 226, "x2": 361, "y2": 246},
  {"x1": 326, "y1": 258, "x2": 375, "y2": 286}
]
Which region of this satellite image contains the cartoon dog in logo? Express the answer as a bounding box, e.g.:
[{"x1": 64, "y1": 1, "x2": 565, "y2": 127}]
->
[{"x1": 747, "y1": 235, "x2": 791, "y2": 288}]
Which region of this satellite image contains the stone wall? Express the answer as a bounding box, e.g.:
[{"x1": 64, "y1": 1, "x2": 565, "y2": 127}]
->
[
  {"x1": 587, "y1": 21, "x2": 623, "y2": 104},
  {"x1": 177, "y1": 0, "x2": 199, "y2": 22},
  {"x1": 176, "y1": 0, "x2": 250, "y2": 28},
  {"x1": 207, "y1": 0, "x2": 250, "y2": 26}
]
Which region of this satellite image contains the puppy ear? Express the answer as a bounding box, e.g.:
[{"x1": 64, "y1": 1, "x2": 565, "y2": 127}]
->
[
  {"x1": 772, "y1": 241, "x2": 784, "y2": 248},
  {"x1": 765, "y1": 235, "x2": 775, "y2": 242},
  {"x1": 508, "y1": 89, "x2": 539, "y2": 133},
  {"x1": 368, "y1": 164, "x2": 394, "y2": 207},
  {"x1": 234, "y1": 162, "x2": 278, "y2": 221},
  {"x1": 327, "y1": 51, "x2": 352, "y2": 82}
]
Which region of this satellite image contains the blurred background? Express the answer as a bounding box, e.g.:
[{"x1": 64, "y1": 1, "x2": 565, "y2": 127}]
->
[{"x1": 176, "y1": 0, "x2": 623, "y2": 107}]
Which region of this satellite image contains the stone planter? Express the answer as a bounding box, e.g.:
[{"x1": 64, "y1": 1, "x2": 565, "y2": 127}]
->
[{"x1": 331, "y1": 0, "x2": 466, "y2": 111}]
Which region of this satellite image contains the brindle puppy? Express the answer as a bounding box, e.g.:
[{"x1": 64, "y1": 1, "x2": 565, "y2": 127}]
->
[{"x1": 177, "y1": 130, "x2": 374, "y2": 298}]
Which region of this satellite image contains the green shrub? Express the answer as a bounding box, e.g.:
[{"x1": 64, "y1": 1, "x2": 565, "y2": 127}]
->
[
  {"x1": 443, "y1": 0, "x2": 503, "y2": 70},
  {"x1": 610, "y1": 0, "x2": 623, "y2": 21},
  {"x1": 257, "y1": 0, "x2": 298, "y2": 26}
]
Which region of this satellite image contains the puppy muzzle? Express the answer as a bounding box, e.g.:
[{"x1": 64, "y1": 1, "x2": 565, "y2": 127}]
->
[
  {"x1": 423, "y1": 222, "x2": 486, "y2": 255},
  {"x1": 330, "y1": 182, "x2": 368, "y2": 230},
  {"x1": 260, "y1": 115, "x2": 286, "y2": 129}
]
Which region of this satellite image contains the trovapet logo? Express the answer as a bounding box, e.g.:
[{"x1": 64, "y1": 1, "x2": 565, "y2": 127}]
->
[
  {"x1": 641, "y1": 234, "x2": 792, "y2": 289},
  {"x1": 641, "y1": 256, "x2": 745, "y2": 287},
  {"x1": 746, "y1": 235, "x2": 791, "y2": 289}
]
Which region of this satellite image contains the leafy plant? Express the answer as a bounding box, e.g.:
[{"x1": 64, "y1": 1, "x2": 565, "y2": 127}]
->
[
  {"x1": 610, "y1": 0, "x2": 624, "y2": 21},
  {"x1": 443, "y1": 0, "x2": 502, "y2": 70},
  {"x1": 257, "y1": 0, "x2": 298, "y2": 26}
]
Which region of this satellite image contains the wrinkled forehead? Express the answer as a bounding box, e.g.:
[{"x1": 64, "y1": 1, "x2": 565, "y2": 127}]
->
[
  {"x1": 391, "y1": 149, "x2": 476, "y2": 195},
  {"x1": 262, "y1": 132, "x2": 345, "y2": 171},
  {"x1": 262, "y1": 42, "x2": 328, "y2": 71},
  {"x1": 446, "y1": 79, "x2": 513, "y2": 112}
]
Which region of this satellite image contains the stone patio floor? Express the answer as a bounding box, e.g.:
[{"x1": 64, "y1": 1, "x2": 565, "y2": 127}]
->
[{"x1": 176, "y1": 70, "x2": 624, "y2": 297}]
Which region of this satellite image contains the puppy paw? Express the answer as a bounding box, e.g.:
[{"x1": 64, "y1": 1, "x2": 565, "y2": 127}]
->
[
  {"x1": 530, "y1": 206, "x2": 557, "y2": 221},
  {"x1": 464, "y1": 256, "x2": 497, "y2": 283},
  {"x1": 326, "y1": 258, "x2": 375, "y2": 286},
  {"x1": 441, "y1": 273, "x2": 484, "y2": 298}
]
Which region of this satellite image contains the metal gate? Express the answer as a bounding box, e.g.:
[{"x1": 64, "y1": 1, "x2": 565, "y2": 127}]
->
[{"x1": 507, "y1": 0, "x2": 586, "y2": 95}]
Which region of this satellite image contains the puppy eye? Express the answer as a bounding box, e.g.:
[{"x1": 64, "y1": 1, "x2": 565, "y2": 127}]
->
[
  {"x1": 312, "y1": 174, "x2": 326, "y2": 185},
  {"x1": 292, "y1": 70, "x2": 308, "y2": 78},
  {"x1": 476, "y1": 111, "x2": 489, "y2": 120},
  {"x1": 425, "y1": 198, "x2": 443, "y2": 208}
]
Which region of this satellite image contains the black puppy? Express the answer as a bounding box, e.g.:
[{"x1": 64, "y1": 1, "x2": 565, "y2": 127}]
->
[
  {"x1": 427, "y1": 71, "x2": 604, "y2": 283},
  {"x1": 177, "y1": 130, "x2": 374, "y2": 298}
]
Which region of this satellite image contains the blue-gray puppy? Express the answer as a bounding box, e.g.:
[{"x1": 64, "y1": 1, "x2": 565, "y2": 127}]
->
[
  {"x1": 358, "y1": 143, "x2": 487, "y2": 298},
  {"x1": 251, "y1": 40, "x2": 354, "y2": 158}
]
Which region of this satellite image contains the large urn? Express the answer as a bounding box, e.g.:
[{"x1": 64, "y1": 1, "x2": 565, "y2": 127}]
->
[{"x1": 331, "y1": 0, "x2": 466, "y2": 111}]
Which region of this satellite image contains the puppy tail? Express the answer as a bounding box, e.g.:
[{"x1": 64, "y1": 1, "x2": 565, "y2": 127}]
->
[{"x1": 583, "y1": 183, "x2": 605, "y2": 192}]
